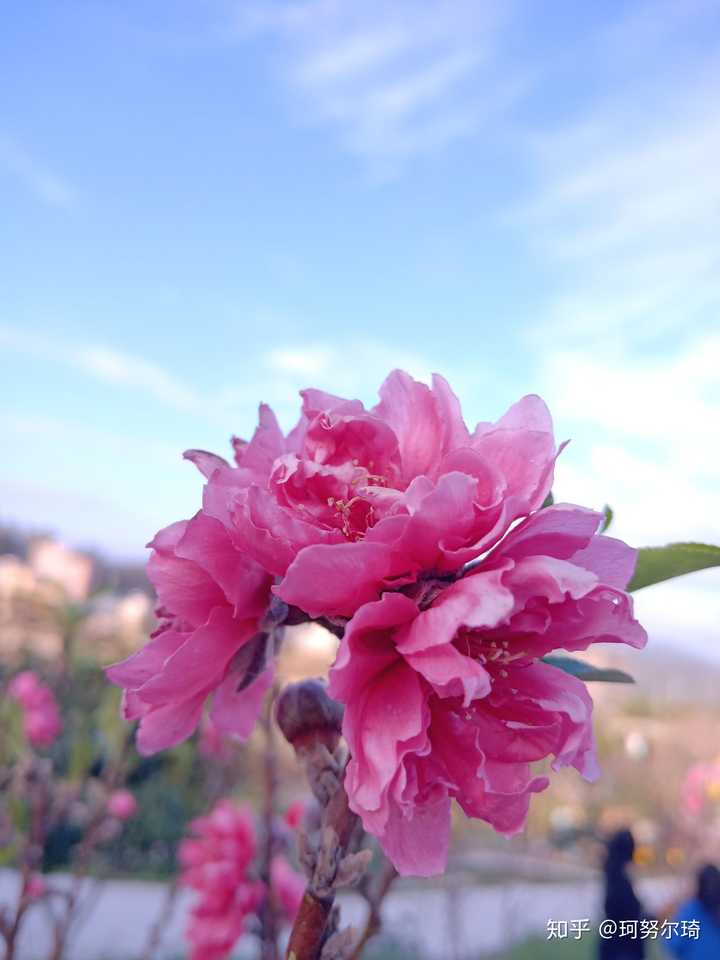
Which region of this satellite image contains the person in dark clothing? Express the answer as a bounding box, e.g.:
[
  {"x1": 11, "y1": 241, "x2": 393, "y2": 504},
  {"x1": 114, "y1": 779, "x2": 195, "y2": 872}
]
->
[
  {"x1": 666, "y1": 864, "x2": 720, "y2": 957},
  {"x1": 598, "y1": 829, "x2": 647, "y2": 960}
]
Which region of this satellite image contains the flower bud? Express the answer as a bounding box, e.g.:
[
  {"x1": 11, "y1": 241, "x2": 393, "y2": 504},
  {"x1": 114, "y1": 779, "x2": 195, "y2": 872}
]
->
[
  {"x1": 25, "y1": 873, "x2": 47, "y2": 901},
  {"x1": 107, "y1": 788, "x2": 137, "y2": 821},
  {"x1": 275, "y1": 679, "x2": 343, "y2": 753}
]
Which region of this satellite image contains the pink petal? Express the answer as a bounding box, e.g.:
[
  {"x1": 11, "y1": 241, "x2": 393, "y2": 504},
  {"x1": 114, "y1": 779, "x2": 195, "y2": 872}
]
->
[
  {"x1": 146, "y1": 548, "x2": 226, "y2": 629},
  {"x1": 105, "y1": 624, "x2": 188, "y2": 689},
  {"x1": 175, "y1": 511, "x2": 270, "y2": 617},
  {"x1": 379, "y1": 793, "x2": 451, "y2": 877},
  {"x1": 343, "y1": 660, "x2": 429, "y2": 815},
  {"x1": 502, "y1": 662, "x2": 600, "y2": 780},
  {"x1": 183, "y1": 449, "x2": 230, "y2": 479},
  {"x1": 136, "y1": 693, "x2": 206, "y2": 755},
  {"x1": 504, "y1": 555, "x2": 598, "y2": 607},
  {"x1": 490, "y1": 504, "x2": 601, "y2": 564},
  {"x1": 472, "y1": 395, "x2": 557, "y2": 513},
  {"x1": 211, "y1": 664, "x2": 275, "y2": 740},
  {"x1": 402, "y1": 644, "x2": 490, "y2": 705},
  {"x1": 431, "y1": 373, "x2": 470, "y2": 452},
  {"x1": 300, "y1": 388, "x2": 364, "y2": 420},
  {"x1": 137, "y1": 607, "x2": 257, "y2": 705},
  {"x1": 399, "y1": 565, "x2": 515, "y2": 654},
  {"x1": 235, "y1": 403, "x2": 285, "y2": 473},
  {"x1": 232, "y1": 485, "x2": 343, "y2": 578},
  {"x1": 570, "y1": 534, "x2": 639, "y2": 589},
  {"x1": 329, "y1": 593, "x2": 418, "y2": 701},
  {"x1": 373, "y1": 370, "x2": 444, "y2": 482},
  {"x1": 277, "y1": 541, "x2": 416, "y2": 618}
]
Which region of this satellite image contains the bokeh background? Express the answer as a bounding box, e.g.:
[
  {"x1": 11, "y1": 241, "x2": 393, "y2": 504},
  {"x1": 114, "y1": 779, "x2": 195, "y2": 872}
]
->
[{"x1": 1, "y1": 2, "x2": 719, "y2": 958}]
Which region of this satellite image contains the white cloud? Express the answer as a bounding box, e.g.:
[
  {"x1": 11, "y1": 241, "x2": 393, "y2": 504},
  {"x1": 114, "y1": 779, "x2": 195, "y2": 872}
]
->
[
  {"x1": 0, "y1": 326, "x2": 202, "y2": 413},
  {"x1": 265, "y1": 339, "x2": 431, "y2": 383},
  {"x1": 0, "y1": 325, "x2": 437, "y2": 432},
  {"x1": 237, "y1": 0, "x2": 519, "y2": 167},
  {"x1": 543, "y1": 332, "x2": 720, "y2": 542},
  {"x1": 266, "y1": 345, "x2": 335, "y2": 376},
  {"x1": 517, "y1": 51, "x2": 720, "y2": 345},
  {"x1": 504, "y1": 4, "x2": 720, "y2": 658},
  {"x1": 73, "y1": 344, "x2": 201, "y2": 410},
  {"x1": 539, "y1": 336, "x2": 720, "y2": 658},
  {"x1": 0, "y1": 136, "x2": 77, "y2": 210}
]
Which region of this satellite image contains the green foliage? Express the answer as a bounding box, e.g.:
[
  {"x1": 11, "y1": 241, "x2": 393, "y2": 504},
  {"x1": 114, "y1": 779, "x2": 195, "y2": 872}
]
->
[
  {"x1": 628, "y1": 542, "x2": 720, "y2": 591},
  {"x1": 542, "y1": 655, "x2": 634, "y2": 684},
  {"x1": 3, "y1": 654, "x2": 225, "y2": 878},
  {"x1": 601, "y1": 504, "x2": 613, "y2": 532},
  {"x1": 541, "y1": 491, "x2": 555, "y2": 509}
]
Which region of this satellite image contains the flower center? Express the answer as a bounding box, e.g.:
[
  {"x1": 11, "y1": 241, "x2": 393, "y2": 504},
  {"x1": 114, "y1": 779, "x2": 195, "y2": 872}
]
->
[{"x1": 457, "y1": 629, "x2": 530, "y2": 678}]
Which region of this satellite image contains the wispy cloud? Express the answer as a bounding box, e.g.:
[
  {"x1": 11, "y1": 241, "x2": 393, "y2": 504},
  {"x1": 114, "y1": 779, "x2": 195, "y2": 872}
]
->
[
  {"x1": 0, "y1": 327, "x2": 201, "y2": 412},
  {"x1": 515, "y1": 4, "x2": 720, "y2": 345},
  {"x1": 0, "y1": 325, "x2": 437, "y2": 429},
  {"x1": 543, "y1": 335, "x2": 720, "y2": 542},
  {"x1": 539, "y1": 332, "x2": 720, "y2": 655},
  {"x1": 0, "y1": 135, "x2": 77, "y2": 209},
  {"x1": 508, "y1": 1, "x2": 720, "y2": 654},
  {"x1": 237, "y1": 0, "x2": 520, "y2": 168}
]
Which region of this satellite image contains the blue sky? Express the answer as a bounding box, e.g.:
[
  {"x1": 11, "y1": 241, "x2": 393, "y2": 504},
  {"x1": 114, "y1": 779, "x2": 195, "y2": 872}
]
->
[{"x1": 2, "y1": 0, "x2": 719, "y2": 656}]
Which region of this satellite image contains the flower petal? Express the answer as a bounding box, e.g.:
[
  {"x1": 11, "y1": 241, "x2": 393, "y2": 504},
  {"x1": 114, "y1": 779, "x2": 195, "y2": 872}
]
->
[{"x1": 211, "y1": 663, "x2": 275, "y2": 740}]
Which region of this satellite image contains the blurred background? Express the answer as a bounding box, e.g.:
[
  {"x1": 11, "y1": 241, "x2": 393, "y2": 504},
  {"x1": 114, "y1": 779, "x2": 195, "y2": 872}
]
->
[{"x1": 1, "y1": 1, "x2": 719, "y2": 958}]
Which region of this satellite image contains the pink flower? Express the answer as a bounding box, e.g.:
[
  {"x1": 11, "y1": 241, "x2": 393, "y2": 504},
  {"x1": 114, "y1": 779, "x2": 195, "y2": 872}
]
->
[
  {"x1": 8, "y1": 671, "x2": 62, "y2": 748},
  {"x1": 25, "y1": 873, "x2": 47, "y2": 901},
  {"x1": 328, "y1": 504, "x2": 647, "y2": 876},
  {"x1": 681, "y1": 759, "x2": 720, "y2": 818},
  {"x1": 271, "y1": 855, "x2": 305, "y2": 923},
  {"x1": 283, "y1": 799, "x2": 306, "y2": 832},
  {"x1": 106, "y1": 511, "x2": 274, "y2": 755},
  {"x1": 179, "y1": 800, "x2": 264, "y2": 960},
  {"x1": 107, "y1": 371, "x2": 558, "y2": 753},
  {"x1": 8, "y1": 671, "x2": 42, "y2": 705},
  {"x1": 107, "y1": 789, "x2": 137, "y2": 821},
  {"x1": 199, "y1": 372, "x2": 558, "y2": 619}
]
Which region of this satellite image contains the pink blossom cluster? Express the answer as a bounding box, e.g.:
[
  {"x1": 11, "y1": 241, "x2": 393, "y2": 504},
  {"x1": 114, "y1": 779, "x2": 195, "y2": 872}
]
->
[
  {"x1": 270, "y1": 854, "x2": 305, "y2": 923},
  {"x1": 108, "y1": 371, "x2": 646, "y2": 875},
  {"x1": 8, "y1": 671, "x2": 62, "y2": 748},
  {"x1": 25, "y1": 873, "x2": 47, "y2": 902},
  {"x1": 178, "y1": 800, "x2": 303, "y2": 960},
  {"x1": 179, "y1": 801, "x2": 264, "y2": 960},
  {"x1": 107, "y1": 788, "x2": 137, "y2": 821},
  {"x1": 681, "y1": 758, "x2": 720, "y2": 818}
]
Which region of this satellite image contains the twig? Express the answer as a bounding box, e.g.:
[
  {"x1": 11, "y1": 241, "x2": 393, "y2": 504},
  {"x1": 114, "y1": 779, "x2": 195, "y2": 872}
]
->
[
  {"x1": 286, "y1": 782, "x2": 361, "y2": 960},
  {"x1": 47, "y1": 740, "x2": 132, "y2": 960},
  {"x1": 349, "y1": 859, "x2": 397, "y2": 960},
  {"x1": 1, "y1": 758, "x2": 51, "y2": 960},
  {"x1": 259, "y1": 688, "x2": 280, "y2": 960},
  {"x1": 140, "y1": 879, "x2": 180, "y2": 960},
  {"x1": 276, "y1": 680, "x2": 371, "y2": 960}
]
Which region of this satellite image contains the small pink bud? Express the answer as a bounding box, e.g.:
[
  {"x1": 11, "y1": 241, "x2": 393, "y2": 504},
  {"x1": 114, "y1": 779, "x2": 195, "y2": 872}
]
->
[
  {"x1": 284, "y1": 799, "x2": 306, "y2": 831},
  {"x1": 107, "y1": 789, "x2": 137, "y2": 821},
  {"x1": 8, "y1": 671, "x2": 41, "y2": 706},
  {"x1": 9, "y1": 672, "x2": 62, "y2": 748},
  {"x1": 26, "y1": 873, "x2": 47, "y2": 901}
]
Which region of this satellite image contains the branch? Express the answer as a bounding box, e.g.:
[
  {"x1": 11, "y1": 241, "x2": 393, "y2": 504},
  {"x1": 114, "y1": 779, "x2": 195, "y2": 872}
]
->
[
  {"x1": 276, "y1": 680, "x2": 370, "y2": 960},
  {"x1": 259, "y1": 688, "x2": 280, "y2": 960},
  {"x1": 349, "y1": 859, "x2": 397, "y2": 960}
]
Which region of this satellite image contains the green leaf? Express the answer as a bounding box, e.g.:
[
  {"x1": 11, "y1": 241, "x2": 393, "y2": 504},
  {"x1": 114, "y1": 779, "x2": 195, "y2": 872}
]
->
[
  {"x1": 601, "y1": 505, "x2": 613, "y2": 532},
  {"x1": 542, "y1": 655, "x2": 635, "y2": 684},
  {"x1": 628, "y1": 542, "x2": 720, "y2": 592},
  {"x1": 541, "y1": 491, "x2": 554, "y2": 509}
]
